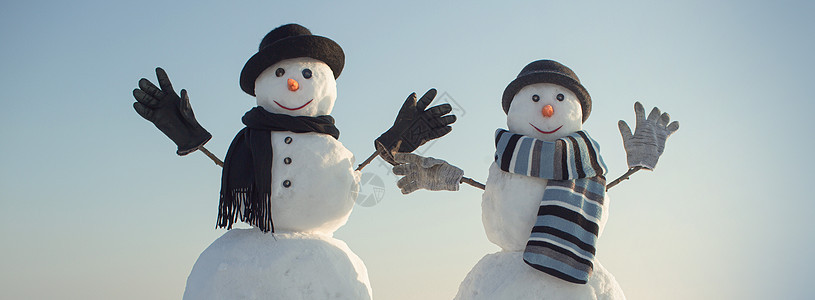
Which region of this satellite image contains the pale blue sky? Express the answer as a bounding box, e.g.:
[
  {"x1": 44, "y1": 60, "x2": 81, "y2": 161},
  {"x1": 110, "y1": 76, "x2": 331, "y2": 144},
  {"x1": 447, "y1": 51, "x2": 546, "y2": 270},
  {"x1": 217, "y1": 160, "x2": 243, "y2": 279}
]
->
[{"x1": 1, "y1": 1, "x2": 813, "y2": 299}]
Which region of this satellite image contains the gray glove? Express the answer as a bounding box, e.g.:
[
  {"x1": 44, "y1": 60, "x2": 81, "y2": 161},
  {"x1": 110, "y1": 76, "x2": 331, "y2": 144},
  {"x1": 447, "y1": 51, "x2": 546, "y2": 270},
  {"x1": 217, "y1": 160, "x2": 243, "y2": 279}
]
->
[
  {"x1": 392, "y1": 153, "x2": 463, "y2": 194},
  {"x1": 618, "y1": 102, "x2": 679, "y2": 170}
]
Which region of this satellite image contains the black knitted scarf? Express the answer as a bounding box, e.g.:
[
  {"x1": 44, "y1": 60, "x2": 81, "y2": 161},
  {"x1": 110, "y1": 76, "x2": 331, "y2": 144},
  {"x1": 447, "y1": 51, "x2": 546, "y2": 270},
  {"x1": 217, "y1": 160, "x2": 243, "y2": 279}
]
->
[{"x1": 217, "y1": 106, "x2": 340, "y2": 233}]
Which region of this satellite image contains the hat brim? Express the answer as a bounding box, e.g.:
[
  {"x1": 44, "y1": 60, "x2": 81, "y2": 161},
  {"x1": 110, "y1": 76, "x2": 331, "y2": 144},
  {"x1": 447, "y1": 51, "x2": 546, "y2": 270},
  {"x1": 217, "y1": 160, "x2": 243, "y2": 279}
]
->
[
  {"x1": 501, "y1": 71, "x2": 592, "y2": 122},
  {"x1": 240, "y1": 35, "x2": 345, "y2": 96}
]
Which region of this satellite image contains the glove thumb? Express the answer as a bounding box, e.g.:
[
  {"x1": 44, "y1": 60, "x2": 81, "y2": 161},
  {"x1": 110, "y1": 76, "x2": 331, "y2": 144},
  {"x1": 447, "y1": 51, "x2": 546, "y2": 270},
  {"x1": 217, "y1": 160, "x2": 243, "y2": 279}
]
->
[
  {"x1": 666, "y1": 121, "x2": 680, "y2": 137},
  {"x1": 179, "y1": 89, "x2": 196, "y2": 124},
  {"x1": 400, "y1": 92, "x2": 418, "y2": 112},
  {"x1": 618, "y1": 120, "x2": 633, "y2": 144}
]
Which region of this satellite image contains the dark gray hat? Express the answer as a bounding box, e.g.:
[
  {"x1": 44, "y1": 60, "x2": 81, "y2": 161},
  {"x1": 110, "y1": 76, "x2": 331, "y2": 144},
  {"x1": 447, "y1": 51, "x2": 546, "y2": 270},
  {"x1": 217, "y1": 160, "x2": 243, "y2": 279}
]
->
[
  {"x1": 240, "y1": 24, "x2": 345, "y2": 96},
  {"x1": 502, "y1": 60, "x2": 591, "y2": 122}
]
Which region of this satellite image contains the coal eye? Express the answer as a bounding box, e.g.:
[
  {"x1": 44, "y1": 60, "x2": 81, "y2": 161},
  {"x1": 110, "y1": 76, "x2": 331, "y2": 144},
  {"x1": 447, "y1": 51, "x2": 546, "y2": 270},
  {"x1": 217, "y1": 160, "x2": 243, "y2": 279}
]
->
[
  {"x1": 556, "y1": 93, "x2": 565, "y2": 101},
  {"x1": 532, "y1": 94, "x2": 540, "y2": 102},
  {"x1": 275, "y1": 68, "x2": 285, "y2": 77},
  {"x1": 302, "y1": 68, "x2": 312, "y2": 79}
]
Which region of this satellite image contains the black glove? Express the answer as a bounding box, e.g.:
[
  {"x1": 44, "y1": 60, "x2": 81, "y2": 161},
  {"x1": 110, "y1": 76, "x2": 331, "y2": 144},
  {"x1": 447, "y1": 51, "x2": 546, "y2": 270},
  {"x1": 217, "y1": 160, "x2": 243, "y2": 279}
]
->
[
  {"x1": 375, "y1": 89, "x2": 456, "y2": 165},
  {"x1": 133, "y1": 67, "x2": 212, "y2": 156}
]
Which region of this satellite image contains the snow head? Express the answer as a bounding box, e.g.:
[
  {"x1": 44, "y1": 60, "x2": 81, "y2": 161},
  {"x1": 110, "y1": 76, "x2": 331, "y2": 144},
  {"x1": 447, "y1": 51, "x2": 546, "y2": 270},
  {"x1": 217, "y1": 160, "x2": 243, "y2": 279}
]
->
[
  {"x1": 506, "y1": 83, "x2": 583, "y2": 141},
  {"x1": 501, "y1": 60, "x2": 592, "y2": 140},
  {"x1": 239, "y1": 23, "x2": 345, "y2": 115},
  {"x1": 255, "y1": 57, "x2": 337, "y2": 117}
]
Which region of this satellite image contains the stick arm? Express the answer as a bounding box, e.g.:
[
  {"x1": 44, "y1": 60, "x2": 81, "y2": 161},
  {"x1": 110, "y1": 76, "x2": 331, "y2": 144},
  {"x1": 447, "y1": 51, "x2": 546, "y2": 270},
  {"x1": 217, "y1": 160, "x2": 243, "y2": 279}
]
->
[
  {"x1": 605, "y1": 166, "x2": 644, "y2": 191},
  {"x1": 199, "y1": 146, "x2": 224, "y2": 167},
  {"x1": 460, "y1": 176, "x2": 485, "y2": 190},
  {"x1": 355, "y1": 150, "x2": 380, "y2": 171}
]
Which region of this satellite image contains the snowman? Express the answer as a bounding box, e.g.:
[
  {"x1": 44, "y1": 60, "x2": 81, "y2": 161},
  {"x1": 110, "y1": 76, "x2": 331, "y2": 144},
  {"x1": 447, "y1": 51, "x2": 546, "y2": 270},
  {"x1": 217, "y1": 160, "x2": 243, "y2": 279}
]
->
[
  {"x1": 391, "y1": 60, "x2": 678, "y2": 299},
  {"x1": 132, "y1": 24, "x2": 455, "y2": 300}
]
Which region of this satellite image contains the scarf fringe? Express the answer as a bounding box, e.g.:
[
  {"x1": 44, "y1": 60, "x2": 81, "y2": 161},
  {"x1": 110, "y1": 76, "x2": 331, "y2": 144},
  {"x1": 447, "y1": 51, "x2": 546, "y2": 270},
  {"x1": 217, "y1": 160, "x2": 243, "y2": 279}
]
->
[{"x1": 216, "y1": 187, "x2": 275, "y2": 233}]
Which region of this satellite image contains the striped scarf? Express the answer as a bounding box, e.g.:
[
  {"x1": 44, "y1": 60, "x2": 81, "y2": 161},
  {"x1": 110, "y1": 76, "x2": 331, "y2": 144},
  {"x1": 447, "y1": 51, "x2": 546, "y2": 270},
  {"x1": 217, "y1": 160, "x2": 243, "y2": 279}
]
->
[{"x1": 494, "y1": 129, "x2": 607, "y2": 284}]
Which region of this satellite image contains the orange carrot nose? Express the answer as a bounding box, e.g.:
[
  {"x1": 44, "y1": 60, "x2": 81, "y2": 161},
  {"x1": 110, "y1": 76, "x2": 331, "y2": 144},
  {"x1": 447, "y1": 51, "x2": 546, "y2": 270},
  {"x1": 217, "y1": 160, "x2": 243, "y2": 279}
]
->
[
  {"x1": 287, "y1": 78, "x2": 299, "y2": 91},
  {"x1": 542, "y1": 105, "x2": 554, "y2": 117}
]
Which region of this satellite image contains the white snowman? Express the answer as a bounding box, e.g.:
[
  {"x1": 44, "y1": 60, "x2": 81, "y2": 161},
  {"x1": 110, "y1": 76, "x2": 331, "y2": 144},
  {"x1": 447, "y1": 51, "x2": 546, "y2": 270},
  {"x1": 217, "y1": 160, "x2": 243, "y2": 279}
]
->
[
  {"x1": 185, "y1": 24, "x2": 369, "y2": 300},
  {"x1": 133, "y1": 23, "x2": 455, "y2": 300},
  {"x1": 392, "y1": 60, "x2": 678, "y2": 299}
]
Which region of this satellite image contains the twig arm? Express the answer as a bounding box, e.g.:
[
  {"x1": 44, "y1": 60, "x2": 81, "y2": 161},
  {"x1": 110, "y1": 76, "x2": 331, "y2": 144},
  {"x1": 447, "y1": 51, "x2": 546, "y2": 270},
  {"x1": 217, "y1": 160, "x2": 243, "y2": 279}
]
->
[
  {"x1": 199, "y1": 146, "x2": 224, "y2": 167},
  {"x1": 355, "y1": 150, "x2": 379, "y2": 171},
  {"x1": 605, "y1": 166, "x2": 644, "y2": 191},
  {"x1": 460, "y1": 176, "x2": 485, "y2": 190}
]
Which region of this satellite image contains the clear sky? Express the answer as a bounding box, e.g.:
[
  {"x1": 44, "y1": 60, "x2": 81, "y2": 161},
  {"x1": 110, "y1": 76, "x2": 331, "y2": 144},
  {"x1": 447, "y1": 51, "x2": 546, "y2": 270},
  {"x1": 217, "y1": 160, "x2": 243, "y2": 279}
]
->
[{"x1": 1, "y1": 1, "x2": 813, "y2": 299}]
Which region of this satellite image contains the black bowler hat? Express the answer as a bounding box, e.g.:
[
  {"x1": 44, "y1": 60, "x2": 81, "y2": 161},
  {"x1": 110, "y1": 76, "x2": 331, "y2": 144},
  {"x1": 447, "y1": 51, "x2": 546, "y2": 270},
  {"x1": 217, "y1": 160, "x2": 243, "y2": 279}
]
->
[
  {"x1": 502, "y1": 60, "x2": 592, "y2": 122},
  {"x1": 240, "y1": 24, "x2": 345, "y2": 96}
]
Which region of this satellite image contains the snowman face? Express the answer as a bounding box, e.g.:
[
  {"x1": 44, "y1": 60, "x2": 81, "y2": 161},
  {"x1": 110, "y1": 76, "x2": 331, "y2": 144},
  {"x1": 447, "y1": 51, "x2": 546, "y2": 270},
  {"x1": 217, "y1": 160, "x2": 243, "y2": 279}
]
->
[
  {"x1": 506, "y1": 83, "x2": 582, "y2": 141},
  {"x1": 255, "y1": 57, "x2": 337, "y2": 117}
]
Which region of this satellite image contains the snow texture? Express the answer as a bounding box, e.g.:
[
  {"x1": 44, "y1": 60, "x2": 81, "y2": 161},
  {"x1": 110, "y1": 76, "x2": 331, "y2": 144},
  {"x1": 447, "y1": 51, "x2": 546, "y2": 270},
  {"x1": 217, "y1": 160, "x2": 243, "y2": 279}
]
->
[
  {"x1": 265, "y1": 131, "x2": 360, "y2": 234},
  {"x1": 454, "y1": 251, "x2": 624, "y2": 300},
  {"x1": 184, "y1": 228, "x2": 372, "y2": 300}
]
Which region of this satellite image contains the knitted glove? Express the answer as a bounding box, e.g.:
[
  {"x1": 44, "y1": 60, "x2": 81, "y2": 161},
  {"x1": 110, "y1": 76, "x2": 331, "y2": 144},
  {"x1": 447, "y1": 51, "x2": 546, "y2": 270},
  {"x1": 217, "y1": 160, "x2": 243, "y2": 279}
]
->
[
  {"x1": 375, "y1": 89, "x2": 457, "y2": 165},
  {"x1": 133, "y1": 67, "x2": 212, "y2": 156},
  {"x1": 618, "y1": 102, "x2": 679, "y2": 170},
  {"x1": 392, "y1": 153, "x2": 463, "y2": 194}
]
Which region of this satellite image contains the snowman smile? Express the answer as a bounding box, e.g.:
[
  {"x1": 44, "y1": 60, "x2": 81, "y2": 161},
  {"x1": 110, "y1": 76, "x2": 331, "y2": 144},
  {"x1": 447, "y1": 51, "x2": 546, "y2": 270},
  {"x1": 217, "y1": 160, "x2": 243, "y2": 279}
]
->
[
  {"x1": 274, "y1": 99, "x2": 313, "y2": 111},
  {"x1": 530, "y1": 123, "x2": 562, "y2": 134}
]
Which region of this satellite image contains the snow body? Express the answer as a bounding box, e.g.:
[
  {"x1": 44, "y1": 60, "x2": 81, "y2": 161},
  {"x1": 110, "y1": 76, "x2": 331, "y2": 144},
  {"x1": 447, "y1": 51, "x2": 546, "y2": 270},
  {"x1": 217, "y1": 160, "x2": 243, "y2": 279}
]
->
[
  {"x1": 184, "y1": 58, "x2": 371, "y2": 299},
  {"x1": 454, "y1": 251, "x2": 623, "y2": 300},
  {"x1": 266, "y1": 131, "x2": 359, "y2": 234},
  {"x1": 456, "y1": 83, "x2": 624, "y2": 299},
  {"x1": 184, "y1": 228, "x2": 371, "y2": 300}
]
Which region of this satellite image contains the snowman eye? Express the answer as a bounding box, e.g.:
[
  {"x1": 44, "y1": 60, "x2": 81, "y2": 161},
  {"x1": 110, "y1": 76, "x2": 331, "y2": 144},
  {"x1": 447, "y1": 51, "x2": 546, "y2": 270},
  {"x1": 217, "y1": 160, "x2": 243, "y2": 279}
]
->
[
  {"x1": 302, "y1": 69, "x2": 312, "y2": 79},
  {"x1": 556, "y1": 93, "x2": 565, "y2": 101},
  {"x1": 532, "y1": 94, "x2": 540, "y2": 102},
  {"x1": 275, "y1": 68, "x2": 285, "y2": 77}
]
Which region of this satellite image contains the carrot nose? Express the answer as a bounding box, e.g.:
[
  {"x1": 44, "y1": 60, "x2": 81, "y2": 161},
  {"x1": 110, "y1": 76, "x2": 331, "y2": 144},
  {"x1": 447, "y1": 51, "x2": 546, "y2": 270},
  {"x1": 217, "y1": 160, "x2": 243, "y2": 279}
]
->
[
  {"x1": 287, "y1": 78, "x2": 299, "y2": 92},
  {"x1": 542, "y1": 105, "x2": 554, "y2": 117}
]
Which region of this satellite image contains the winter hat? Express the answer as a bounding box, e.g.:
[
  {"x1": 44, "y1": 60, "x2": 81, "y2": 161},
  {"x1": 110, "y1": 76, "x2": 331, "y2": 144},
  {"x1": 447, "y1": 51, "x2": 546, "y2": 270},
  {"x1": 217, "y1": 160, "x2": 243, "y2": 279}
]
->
[
  {"x1": 240, "y1": 23, "x2": 345, "y2": 96},
  {"x1": 502, "y1": 60, "x2": 592, "y2": 122}
]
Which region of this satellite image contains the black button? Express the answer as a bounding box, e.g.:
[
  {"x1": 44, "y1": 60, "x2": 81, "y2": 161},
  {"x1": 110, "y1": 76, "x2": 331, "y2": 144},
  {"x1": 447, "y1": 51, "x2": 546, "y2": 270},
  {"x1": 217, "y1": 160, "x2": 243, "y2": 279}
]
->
[
  {"x1": 283, "y1": 157, "x2": 292, "y2": 164},
  {"x1": 284, "y1": 137, "x2": 292, "y2": 144},
  {"x1": 283, "y1": 180, "x2": 291, "y2": 188}
]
